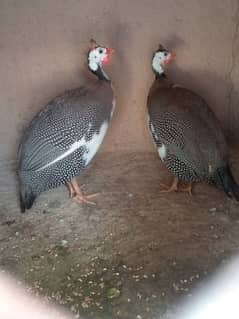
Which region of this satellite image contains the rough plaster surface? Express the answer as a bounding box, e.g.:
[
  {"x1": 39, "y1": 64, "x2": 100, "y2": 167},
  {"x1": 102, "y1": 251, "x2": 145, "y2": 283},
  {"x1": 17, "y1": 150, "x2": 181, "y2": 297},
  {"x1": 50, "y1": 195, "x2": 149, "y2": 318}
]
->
[{"x1": 1, "y1": 0, "x2": 239, "y2": 160}]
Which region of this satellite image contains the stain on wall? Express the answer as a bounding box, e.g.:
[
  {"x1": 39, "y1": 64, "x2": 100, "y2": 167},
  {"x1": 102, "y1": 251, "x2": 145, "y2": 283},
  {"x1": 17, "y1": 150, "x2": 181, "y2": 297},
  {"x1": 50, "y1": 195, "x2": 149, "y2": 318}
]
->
[{"x1": 0, "y1": 0, "x2": 239, "y2": 160}]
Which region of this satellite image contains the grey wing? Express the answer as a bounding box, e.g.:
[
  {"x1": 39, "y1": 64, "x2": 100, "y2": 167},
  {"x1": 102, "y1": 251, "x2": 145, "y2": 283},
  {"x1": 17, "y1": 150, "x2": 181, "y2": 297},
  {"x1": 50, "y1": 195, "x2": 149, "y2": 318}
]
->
[
  {"x1": 148, "y1": 86, "x2": 227, "y2": 174},
  {"x1": 18, "y1": 113, "x2": 85, "y2": 172},
  {"x1": 18, "y1": 89, "x2": 108, "y2": 172},
  {"x1": 149, "y1": 111, "x2": 210, "y2": 174}
]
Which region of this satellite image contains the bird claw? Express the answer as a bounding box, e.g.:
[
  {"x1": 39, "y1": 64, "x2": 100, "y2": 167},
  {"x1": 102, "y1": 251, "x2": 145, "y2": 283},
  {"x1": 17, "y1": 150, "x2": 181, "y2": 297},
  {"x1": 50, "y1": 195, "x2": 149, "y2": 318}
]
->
[
  {"x1": 73, "y1": 192, "x2": 99, "y2": 205},
  {"x1": 160, "y1": 183, "x2": 178, "y2": 193},
  {"x1": 160, "y1": 179, "x2": 193, "y2": 195},
  {"x1": 179, "y1": 184, "x2": 193, "y2": 196},
  {"x1": 66, "y1": 180, "x2": 99, "y2": 204}
]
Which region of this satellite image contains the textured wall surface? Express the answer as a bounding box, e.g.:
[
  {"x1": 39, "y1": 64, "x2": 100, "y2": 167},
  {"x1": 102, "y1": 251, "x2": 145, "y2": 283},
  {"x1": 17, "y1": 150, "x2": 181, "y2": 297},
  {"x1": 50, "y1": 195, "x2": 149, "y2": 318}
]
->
[{"x1": 1, "y1": 0, "x2": 239, "y2": 160}]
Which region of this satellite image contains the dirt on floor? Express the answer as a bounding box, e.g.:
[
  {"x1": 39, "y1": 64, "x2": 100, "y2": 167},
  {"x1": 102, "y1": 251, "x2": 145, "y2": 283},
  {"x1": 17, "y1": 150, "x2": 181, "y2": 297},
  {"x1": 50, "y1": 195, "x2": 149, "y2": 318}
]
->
[{"x1": 0, "y1": 151, "x2": 239, "y2": 319}]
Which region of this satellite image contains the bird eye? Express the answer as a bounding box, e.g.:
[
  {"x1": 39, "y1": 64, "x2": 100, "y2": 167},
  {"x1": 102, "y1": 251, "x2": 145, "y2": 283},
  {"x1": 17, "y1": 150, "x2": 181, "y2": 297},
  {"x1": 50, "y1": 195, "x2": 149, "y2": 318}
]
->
[
  {"x1": 99, "y1": 49, "x2": 103, "y2": 54},
  {"x1": 164, "y1": 52, "x2": 168, "y2": 57}
]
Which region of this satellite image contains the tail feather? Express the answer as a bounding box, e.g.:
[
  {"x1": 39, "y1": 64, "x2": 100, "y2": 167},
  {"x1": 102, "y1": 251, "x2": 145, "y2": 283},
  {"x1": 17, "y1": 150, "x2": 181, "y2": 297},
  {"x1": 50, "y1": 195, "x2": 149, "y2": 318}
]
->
[
  {"x1": 216, "y1": 165, "x2": 239, "y2": 201},
  {"x1": 19, "y1": 187, "x2": 36, "y2": 212}
]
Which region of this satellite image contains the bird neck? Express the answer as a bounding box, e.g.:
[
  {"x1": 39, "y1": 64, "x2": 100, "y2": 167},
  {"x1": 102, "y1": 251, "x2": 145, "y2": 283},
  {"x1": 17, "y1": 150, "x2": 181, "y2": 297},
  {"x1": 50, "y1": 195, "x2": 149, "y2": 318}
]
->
[
  {"x1": 150, "y1": 72, "x2": 172, "y2": 93},
  {"x1": 155, "y1": 71, "x2": 166, "y2": 80},
  {"x1": 89, "y1": 64, "x2": 110, "y2": 82}
]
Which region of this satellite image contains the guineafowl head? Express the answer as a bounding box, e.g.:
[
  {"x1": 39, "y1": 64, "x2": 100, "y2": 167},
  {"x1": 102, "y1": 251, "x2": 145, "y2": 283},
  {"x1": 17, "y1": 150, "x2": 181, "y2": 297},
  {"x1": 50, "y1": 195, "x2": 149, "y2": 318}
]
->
[
  {"x1": 88, "y1": 39, "x2": 114, "y2": 79},
  {"x1": 152, "y1": 44, "x2": 175, "y2": 75}
]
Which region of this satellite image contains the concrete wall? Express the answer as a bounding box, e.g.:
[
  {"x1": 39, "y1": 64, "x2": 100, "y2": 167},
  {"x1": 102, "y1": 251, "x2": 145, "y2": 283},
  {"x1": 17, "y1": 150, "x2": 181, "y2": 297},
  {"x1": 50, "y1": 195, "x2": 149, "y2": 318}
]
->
[{"x1": 1, "y1": 0, "x2": 239, "y2": 160}]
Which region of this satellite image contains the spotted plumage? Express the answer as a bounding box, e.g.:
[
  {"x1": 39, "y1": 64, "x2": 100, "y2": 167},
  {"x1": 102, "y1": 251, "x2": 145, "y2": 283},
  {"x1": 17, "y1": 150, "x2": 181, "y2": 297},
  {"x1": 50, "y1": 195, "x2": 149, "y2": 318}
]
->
[
  {"x1": 147, "y1": 44, "x2": 239, "y2": 199},
  {"x1": 18, "y1": 40, "x2": 115, "y2": 211}
]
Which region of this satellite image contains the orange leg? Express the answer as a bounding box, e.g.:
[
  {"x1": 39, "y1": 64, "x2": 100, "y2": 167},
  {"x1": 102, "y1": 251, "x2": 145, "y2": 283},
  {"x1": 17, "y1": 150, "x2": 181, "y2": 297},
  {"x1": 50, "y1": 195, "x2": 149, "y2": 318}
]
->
[
  {"x1": 66, "y1": 182, "x2": 75, "y2": 198},
  {"x1": 68, "y1": 177, "x2": 99, "y2": 205},
  {"x1": 180, "y1": 182, "x2": 193, "y2": 196},
  {"x1": 160, "y1": 177, "x2": 193, "y2": 195},
  {"x1": 160, "y1": 177, "x2": 179, "y2": 193}
]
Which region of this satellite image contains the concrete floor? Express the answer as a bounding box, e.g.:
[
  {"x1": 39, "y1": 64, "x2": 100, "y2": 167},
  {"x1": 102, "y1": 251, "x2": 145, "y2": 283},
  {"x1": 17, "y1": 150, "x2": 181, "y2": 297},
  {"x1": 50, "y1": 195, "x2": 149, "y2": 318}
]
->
[{"x1": 0, "y1": 151, "x2": 239, "y2": 318}]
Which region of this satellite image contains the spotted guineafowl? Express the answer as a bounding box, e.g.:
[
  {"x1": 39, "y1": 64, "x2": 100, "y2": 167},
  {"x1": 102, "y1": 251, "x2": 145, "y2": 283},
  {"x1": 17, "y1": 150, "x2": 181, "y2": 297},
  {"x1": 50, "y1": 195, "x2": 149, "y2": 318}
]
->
[
  {"x1": 18, "y1": 39, "x2": 115, "y2": 212},
  {"x1": 147, "y1": 44, "x2": 239, "y2": 200}
]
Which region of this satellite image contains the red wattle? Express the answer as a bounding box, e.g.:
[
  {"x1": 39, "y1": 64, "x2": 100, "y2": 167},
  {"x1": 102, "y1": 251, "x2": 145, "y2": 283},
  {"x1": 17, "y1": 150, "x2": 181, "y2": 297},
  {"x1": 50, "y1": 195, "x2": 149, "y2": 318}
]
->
[{"x1": 102, "y1": 55, "x2": 110, "y2": 65}]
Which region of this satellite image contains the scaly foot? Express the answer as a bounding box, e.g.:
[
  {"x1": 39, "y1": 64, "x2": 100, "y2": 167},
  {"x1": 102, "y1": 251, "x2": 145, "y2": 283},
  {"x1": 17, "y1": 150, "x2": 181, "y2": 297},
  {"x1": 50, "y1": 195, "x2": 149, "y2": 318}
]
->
[
  {"x1": 160, "y1": 178, "x2": 193, "y2": 196},
  {"x1": 74, "y1": 192, "x2": 99, "y2": 205},
  {"x1": 160, "y1": 177, "x2": 179, "y2": 193},
  {"x1": 179, "y1": 182, "x2": 193, "y2": 196},
  {"x1": 66, "y1": 182, "x2": 78, "y2": 198},
  {"x1": 68, "y1": 178, "x2": 99, "y2": 205}
]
